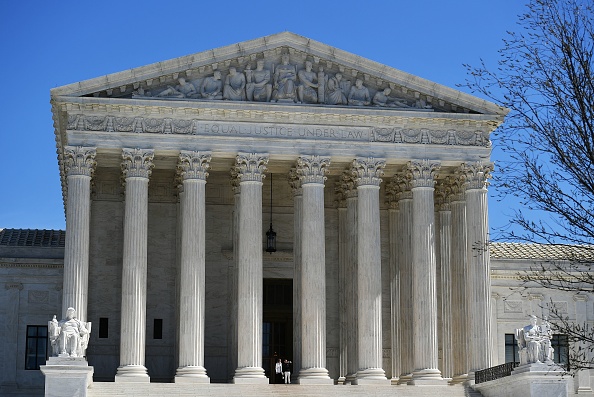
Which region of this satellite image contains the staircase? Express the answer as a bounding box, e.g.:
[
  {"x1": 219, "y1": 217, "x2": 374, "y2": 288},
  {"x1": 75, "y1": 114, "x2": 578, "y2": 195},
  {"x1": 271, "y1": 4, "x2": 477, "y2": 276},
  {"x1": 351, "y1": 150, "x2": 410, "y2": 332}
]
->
[{"x1": 87, "y1": 382, "x2": 473, "y2": 397}]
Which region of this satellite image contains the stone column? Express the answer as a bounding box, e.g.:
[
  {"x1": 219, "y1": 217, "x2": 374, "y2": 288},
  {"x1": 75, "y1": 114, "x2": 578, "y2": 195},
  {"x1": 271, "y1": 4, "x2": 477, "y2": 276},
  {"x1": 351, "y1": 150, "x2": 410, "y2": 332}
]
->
[
  {"x1": 449, "y1": 174, "x2": 468, "y2": 383},
  {"x1": 233, "y1": 153, "x2": 268, "y2": 384},
  {"x1": 352, "y1": 157, "x2": 389, "y2": 384},
  {"x1": 342, "y1": 172, "x2": 359, "y2": 384},
  {"x1": 228, "y1": 170, "x2": 240, "y2": 380},
  {"x1": 116, "y1": 148, "x2": 154, "y2": 381},
  {"x1": 296, "y1": 155, "x2": 332, "y2": 384},
  {"x1": 436, "y1": 181, "x2": 453, "y2": 380},
  {"x1": 288, "y1": 169, "x2": 303, "y2": 380},
  {"x1": 62, "y1": 146, "x2": 96, "y2": 322},
  {"x1": 573, "y1": 295, "x2": 592, "y2": 394},
  {"x1": 334, "y1": 177, "x2": 348, "y2": 384},
  {"x1": 175, "y1": 151, "x2": 211, "y2": 383},
  {"x1": 462, "y1": 162, "x2": 493, "y2": 382},
  {"x1": 408, "y1": 160, "x2": 445, "y2": 385},
  {"x1": 386, "y1": 179, "x2": 401, "y2": 384},
  {"x1": 392, "y1": 172, "x2": 414, "y2": 384}
]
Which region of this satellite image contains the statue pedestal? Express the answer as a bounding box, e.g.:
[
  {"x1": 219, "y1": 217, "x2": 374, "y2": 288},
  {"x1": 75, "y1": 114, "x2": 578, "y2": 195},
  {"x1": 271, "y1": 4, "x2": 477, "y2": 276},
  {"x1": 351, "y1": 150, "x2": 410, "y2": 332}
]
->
[
  {"x1": 473, "y1": 362, "x2": 569, "y2": 397},
  {"x1": 40, "y1": 357, "x2": 94, "y2": 397}
]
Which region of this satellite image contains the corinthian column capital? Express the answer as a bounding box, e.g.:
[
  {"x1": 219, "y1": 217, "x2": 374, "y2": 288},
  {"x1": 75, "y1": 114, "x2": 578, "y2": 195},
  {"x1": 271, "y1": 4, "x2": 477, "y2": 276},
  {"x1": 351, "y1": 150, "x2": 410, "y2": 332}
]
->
[
  {"x1": 177, "y1": 151, "x2": 211, "y2": 181},
  {"x1": 460, "y1": 162, "x2": 494, "y2": 190},
  {"x1": 407, "y1": 160, "x2": 440, "y2": 188},
  {"x1": 64, "y1": 146, "x2": 97, "y2": 177},
  {"x1": 288, "y1": 168, "x2": 302, "y2": 196},
  {"x1": 352, "y1": 157, "x2": 386, "y2": 187},
  {"x1": 297, "y1": 155, "x2": 330, "y2": 185},
  {"x1": 234, "y1": 152, "x2": 268, "y2": 182},
  {"x1": 121, "y1": 148, "x2": 154, "y2": 179},
  {"x1": 435, "y1": 181, "x2": 452, "y2": 211}
]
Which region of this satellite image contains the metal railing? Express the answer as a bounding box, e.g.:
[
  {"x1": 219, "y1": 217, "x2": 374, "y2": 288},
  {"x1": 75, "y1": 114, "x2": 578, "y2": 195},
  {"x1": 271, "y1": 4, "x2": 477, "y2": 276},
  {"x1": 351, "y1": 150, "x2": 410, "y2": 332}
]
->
[{"x1": 475, "y1": 362, "x2": 519, "y2": 384}]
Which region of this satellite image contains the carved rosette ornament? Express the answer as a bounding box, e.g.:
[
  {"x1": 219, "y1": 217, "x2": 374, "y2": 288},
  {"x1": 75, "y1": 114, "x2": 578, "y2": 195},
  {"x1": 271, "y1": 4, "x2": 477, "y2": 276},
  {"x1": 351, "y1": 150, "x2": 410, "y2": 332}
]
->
[
  {"x1": 64, "y1": 146, "x2": 97, "y2": 177},
  {"x1": 407, "y1": 160, "x2": 441, "y2": 188},
  {"x1": 351, "y1": 157, "x2": 386, "y2": 187},
  {"x1": 177, "y1": 151, "x2": 211, "y2": 181},
  {"x1": 121, "y1": 148, "x2": 154, "y2": 179},
  {"x1": 297, "y1": 155, "x2": 331, "y2": 185},
  {"x1": 234, "y1": 153, "x2": 268, "y2": 182},
  {"x1": 288, "y1": 168, "x2": 302, "y2": 196},
  {"x1": 460, "y1": 162, "x2": 493, "y2": 190}
]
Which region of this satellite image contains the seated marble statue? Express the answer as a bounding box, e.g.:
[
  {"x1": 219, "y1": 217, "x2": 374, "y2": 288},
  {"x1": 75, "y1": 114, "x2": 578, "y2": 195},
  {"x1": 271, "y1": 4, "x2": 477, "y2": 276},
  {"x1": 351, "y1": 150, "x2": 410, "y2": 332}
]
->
[
  {"x1": 515, "y1": 315, "x2": 554, "y2": 365},
  {"x1": 372, "y1": 87, "x2": 411, "y2": 108},
  {"x1": 48, "y1": 307, "x2": 91, "y2": 358},
  {"x1": 325, "y1": 73, "x2": 348, "y2": 105},
  {"x1": 223, "y1": 67, "x2": 246, "y2": 101},
  {"x1": 200, "y1": 71, "x2": 223, "y2": 100},
  {"x1": 348, "y1": 79, "x2": 371, "y2": 106},
  {"x1": 297, "y1": 60, "x2": 318, "y2": 104},
  {"x1": 272, "y1": 54, "x2": 297, "y2": 102},
  {"x1": 155, "y1": 78, "x2": 196, "y2": 98},
  {"x1": 246, "y1": 60, "x2": 272, "y2": 102}
]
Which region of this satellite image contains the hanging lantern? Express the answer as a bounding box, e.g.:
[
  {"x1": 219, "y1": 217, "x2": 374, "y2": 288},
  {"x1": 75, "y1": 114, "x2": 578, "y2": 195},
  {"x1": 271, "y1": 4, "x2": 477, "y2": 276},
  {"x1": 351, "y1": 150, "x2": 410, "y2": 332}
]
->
[{"x1": 266, "y1": 173, "x2": 277, "y2": 253}]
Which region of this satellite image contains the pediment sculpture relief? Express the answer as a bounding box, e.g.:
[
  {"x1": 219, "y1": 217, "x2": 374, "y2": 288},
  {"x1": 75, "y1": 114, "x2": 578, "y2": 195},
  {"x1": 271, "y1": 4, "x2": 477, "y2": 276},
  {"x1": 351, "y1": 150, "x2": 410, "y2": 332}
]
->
[{"x1": 132, "y1": 54, "x2": 432, "y2": 111}]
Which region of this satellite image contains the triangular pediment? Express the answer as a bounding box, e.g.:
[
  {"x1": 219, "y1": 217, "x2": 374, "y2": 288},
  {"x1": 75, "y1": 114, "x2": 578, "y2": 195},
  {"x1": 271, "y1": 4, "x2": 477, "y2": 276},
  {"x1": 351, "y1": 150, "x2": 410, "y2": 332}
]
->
[{"x1": 51, "y1": 32, "x2": 505, "y2": 116}]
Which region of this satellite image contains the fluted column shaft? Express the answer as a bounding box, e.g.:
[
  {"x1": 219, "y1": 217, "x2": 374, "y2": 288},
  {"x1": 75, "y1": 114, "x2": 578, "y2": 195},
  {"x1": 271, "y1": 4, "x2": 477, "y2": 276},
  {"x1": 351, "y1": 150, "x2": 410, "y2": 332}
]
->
[
  {"x1": 233, "y1": 153, "x2": 268, "y2": 383},
  {"x1": 388, "y1": 205, "x2": 400, "y2": 383},
  {"x1": 117, "y1": 148, "x2": 154, "y2": 381},
  {"x1": 450, "y1": 182, "x2": 468, "y2": 383},
  {"x1": 228, "y1": 173, "x2": 240, "y2": 380},
  {"x1": 175, "y1": 151, "x2": 211, "y2": 382},
  {"x1": 62, "y1": 146, "x2": 96, "y2": 323},
  {"x1": 352, "y1": 158, "x2": 388, "y2": 384},
  {"x1": 345, "y1": 188, "x2": 359, "y2": 383},
  {"x1": 337, "y1": 204, "x2": 347, "y2": 384},
  {"x1": 463, "y1": 163, "x2": 493, "y2": 380},
  {"x1": 436, "y1": 183, "x2": 453, "y2": 380},
  {"x1": 297, "y1": 155, "x2": 332, "y2": 384},
  {"x1": 289, "y1": 170, "x2": 303, "y2": 380},
  {"x1": 398, "y1": 192, "x2": 414, "y2": 382},
  {"x1": 409, "y1": 160, "x2": 444, "y2": 385}
]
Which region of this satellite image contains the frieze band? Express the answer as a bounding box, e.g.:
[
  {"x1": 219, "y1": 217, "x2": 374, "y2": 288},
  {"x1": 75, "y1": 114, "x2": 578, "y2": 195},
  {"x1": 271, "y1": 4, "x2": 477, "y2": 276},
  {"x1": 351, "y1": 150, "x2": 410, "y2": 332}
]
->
[{"x1": 66, "y1": 114, "x2": 491, "y2": 147}]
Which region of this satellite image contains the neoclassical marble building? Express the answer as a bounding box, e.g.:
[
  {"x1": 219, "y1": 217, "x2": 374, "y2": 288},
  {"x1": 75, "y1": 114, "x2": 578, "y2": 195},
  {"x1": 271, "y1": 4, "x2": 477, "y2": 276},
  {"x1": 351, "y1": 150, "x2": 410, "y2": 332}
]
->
[{"x1": 1, "y1": 33, "x2": 592, "y2": 396}]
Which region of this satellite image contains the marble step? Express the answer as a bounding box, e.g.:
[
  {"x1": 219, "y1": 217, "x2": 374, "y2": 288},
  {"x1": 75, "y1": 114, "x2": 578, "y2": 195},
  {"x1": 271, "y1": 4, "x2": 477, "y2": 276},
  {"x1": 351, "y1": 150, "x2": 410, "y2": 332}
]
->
[{"x1": 87, "y1": 383, "x2": 474, "y2": 397}]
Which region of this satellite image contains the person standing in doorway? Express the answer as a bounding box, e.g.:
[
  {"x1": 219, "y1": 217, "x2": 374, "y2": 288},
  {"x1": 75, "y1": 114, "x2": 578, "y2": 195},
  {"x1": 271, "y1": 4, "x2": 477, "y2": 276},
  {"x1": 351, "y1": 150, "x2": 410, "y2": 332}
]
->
[
  {"x1": 275, "y1": 358, "x2": 283, "y2": 383},
  {"x1": 283, "y1": 359, "x2": 292, "y2": 384}
]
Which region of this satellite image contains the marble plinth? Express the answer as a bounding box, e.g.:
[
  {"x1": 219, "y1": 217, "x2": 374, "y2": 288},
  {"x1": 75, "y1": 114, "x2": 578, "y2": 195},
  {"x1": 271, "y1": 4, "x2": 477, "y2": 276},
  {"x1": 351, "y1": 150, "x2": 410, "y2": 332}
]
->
[
  {"x1": 473, "y1": 363, "x2": 569, "y2": 397},
  {"x1": 41, "y1": 357, "x2": 94, "y2": 397}
]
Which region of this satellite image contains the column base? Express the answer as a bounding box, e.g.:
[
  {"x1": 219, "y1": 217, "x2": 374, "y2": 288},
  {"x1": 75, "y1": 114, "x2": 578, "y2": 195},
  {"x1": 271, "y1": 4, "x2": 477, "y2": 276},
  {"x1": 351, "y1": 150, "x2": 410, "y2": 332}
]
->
[
  {"x1": 175, "y1": 366, "x2": 210, "y2": 383},
  {"x1": 40, "y1": 357, "x2": 94, "y2": 397},
  {"x1": 409, "y1": 368, "x2": 447, "y2": 385},
  {"x1": 353, "y1": 368, "x2": 389, "y2": 385},
  {"x1": 345, "y1": 373, "x2": 357, "y2": 385},
  {"x1": 115, "y1": 365, "x2": 150, "y2": 382},
  {"x1": 232, "y1": 367, "x2": 268, "y2": 384},
  {"x1": 450, "y1": 373, "x2": 468, "y2": 384},
  {"x1": 390, "y1": 377, "x2": 399, "y2": 385},
  {"x1": 296, "y1": 368, "x2": 333, "y2": 384},
  {"x1": 336, "y1": 376, "x2": 346, "y2": 385},
  {"x1": 398, "y1": 373, "x2": 413, "y2": 384}
]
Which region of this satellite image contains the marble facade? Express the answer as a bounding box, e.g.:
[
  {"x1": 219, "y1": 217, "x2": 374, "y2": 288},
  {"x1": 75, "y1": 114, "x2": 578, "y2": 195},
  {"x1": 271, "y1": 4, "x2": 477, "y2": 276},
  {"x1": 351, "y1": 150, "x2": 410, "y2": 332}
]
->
[{"x1": 1, "y1": 32, "x2": 592, "y2": 396}]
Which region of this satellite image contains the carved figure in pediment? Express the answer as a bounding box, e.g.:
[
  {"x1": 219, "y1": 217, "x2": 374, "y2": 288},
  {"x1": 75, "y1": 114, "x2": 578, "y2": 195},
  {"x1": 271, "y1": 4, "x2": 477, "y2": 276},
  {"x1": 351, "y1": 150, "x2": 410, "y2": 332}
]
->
[
  {"x1": 272, "y1": 54, "x2": 297, "y2": 102},
  {"x1": 348, "y1": 78, "x2": 371, "y2": 106},
  {"x1": 246, "y1": 60, "x2": 272, "y2": 102},
  {"x1": 373, "y1": 88, "x2": 410, "y2": 108},
  {"x1": 325, "y1": 73, "x2": 348, "y2": 105},
  {"x1": 317, "y1": 67, "x2": 326, "y2": 104},
  {"x1": 155, "y1": 77, "x2": 197, "y2": 98},
  {"x1": 414, "y1": 98, "x2": 433, "y2": 109},
  {"x1": 297, "y1": 60, "x2": 319, "y2": 104},
  {"x1": 200, "y1": 71, "x2": 223, "y2": 100},
  {"x1": 133, "y1": 86, "x2": 152, "y2": 97},
  {"x1": 223, "y1": 67, "x2": 246, "y2": 101}
]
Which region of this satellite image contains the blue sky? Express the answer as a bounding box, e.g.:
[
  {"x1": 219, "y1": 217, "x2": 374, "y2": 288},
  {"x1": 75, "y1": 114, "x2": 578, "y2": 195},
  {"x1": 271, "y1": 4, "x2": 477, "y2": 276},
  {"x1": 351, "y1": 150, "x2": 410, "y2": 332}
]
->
[{"x1": 0, "y1": 1, "x2": 528, "y2": 232}]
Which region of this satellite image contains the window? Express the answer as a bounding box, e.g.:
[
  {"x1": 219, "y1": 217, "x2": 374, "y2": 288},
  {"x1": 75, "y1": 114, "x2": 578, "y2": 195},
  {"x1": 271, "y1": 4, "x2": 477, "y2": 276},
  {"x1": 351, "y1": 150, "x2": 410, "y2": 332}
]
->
[
  {"x1": 504, "y1": 333, "x2": 519, "y2": 363},
  {"x1": 551, "y1": 334, "x2": 569, "y2": 369},
  {"x1": 154, "y1": 319, "x2": 163, "y2": 339},
  {"x1": 99, "y1": 318, "x2": 109, "y2": 339},
  {"x1": 26, "y1": 325, "x2": 48, "y2": 370}
]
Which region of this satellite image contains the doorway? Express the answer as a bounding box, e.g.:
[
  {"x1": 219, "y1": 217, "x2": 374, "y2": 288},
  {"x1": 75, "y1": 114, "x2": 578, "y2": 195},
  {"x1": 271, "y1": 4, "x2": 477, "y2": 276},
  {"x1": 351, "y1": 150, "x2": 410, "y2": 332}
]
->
[{"x1": 262, "y1": 278, "x2": 293, "y2": 384}]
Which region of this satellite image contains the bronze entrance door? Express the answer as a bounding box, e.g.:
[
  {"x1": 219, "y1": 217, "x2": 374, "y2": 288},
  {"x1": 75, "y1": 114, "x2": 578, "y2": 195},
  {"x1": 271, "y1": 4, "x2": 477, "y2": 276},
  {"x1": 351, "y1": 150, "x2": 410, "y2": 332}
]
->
[{"x1": 262, "y1": 278, "x2": 293, "y2": 384}]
